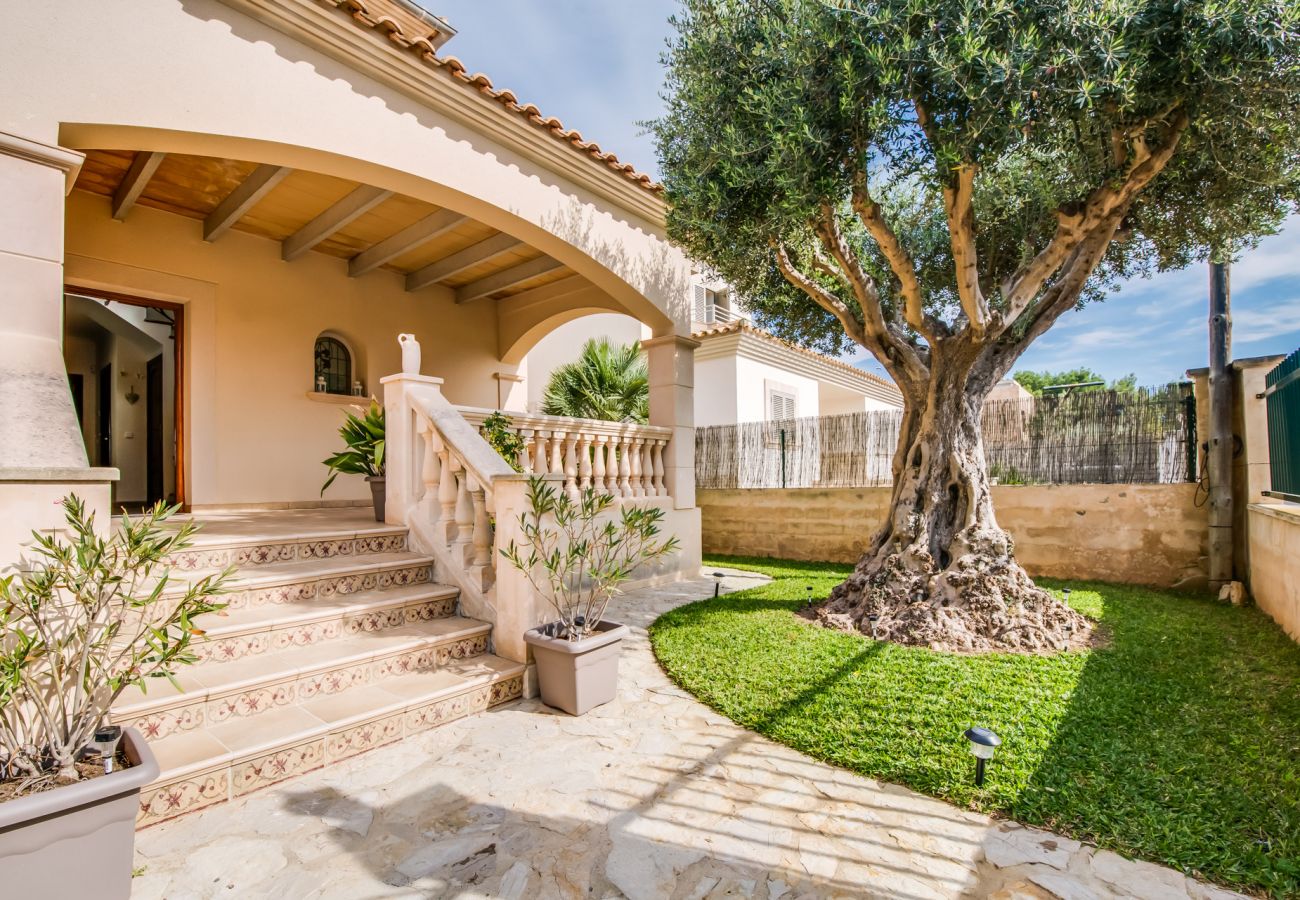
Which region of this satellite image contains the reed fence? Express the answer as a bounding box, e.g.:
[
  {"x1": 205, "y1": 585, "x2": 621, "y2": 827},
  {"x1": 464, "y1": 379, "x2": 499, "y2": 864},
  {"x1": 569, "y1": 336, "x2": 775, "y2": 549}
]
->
[{"x1": 696, "y1": 384, "x2": 1196, "y2": 489}]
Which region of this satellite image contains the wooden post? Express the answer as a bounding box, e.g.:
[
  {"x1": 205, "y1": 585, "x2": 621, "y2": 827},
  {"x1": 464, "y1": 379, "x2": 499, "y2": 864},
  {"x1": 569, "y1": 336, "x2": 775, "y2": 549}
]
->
[{"x1": 1207, "y1": 261, "x2": 1234, "y2": 590}]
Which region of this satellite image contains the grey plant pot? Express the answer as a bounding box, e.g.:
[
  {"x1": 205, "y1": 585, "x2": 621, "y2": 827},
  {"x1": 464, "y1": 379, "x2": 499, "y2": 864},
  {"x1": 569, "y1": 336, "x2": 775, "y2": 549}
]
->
[
  {"x1": 524, "y1": 620, "x2": 630, "y2": 715},
  {"x1": 0, "y1": 727, "x2": 158, "y2": 900},
  {"x1": 367, "y1": 475, "x2": 386, "y2": 522}
]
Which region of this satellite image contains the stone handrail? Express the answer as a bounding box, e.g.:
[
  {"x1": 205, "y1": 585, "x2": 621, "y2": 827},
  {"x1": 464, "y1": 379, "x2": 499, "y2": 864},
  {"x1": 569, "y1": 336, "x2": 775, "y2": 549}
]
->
[
  {"x1": 455, "y1": 405, "x2": 673, "y2": 503},
  {"x1": 382, "y1": 375, "x2": 533, "y2": 659}
]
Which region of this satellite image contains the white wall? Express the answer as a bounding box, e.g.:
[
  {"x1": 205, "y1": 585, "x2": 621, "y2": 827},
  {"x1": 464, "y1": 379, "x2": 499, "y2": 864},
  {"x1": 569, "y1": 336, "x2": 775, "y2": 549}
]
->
[
  {"x1": 695, "y1": 355, "x2": 739, "y2": 428},
  {"x1": 517, "y1": 313, "x2": 649, "y2": 413},
  {"x1": 735, "y1": 356, "x2": 820, "y2": 424}
]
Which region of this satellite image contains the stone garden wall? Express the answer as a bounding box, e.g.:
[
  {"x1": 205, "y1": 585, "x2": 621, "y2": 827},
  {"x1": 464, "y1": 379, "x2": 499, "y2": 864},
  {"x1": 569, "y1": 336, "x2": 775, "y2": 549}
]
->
[{"x1": 699, "y1": 483, "x2": 1209, "y2": 590}]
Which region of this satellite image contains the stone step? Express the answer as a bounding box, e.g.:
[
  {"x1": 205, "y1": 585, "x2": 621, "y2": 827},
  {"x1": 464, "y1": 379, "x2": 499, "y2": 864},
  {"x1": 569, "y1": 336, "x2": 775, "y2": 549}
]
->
[
  {"x1": 112, "y1": 616, "x2": 492, "y2": 739},
  {"x1": 191, "y1": 583, "x2": 461, "y2": 664},
  {"x1": 136, "y1": 653, "x2": 525, "y2": 827},
  {"x1": 178, "y1": 551, "x2": 438, "y2": 611},
  {"x1": 166, "y1": 511, "x2": 408, "y2": 571}
]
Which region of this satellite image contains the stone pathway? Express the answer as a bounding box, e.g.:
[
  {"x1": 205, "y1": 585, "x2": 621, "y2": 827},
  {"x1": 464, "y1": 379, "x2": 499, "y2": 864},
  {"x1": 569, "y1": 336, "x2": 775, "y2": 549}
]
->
[{"x1": 131, "y1": 570, "x2": 1246, "y2": 900}]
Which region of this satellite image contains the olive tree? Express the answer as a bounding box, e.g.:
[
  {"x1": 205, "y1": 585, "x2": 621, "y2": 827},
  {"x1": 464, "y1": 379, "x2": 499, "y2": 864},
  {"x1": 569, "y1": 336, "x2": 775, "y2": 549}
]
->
[{"x1": 653, "y1": 0, "x2": 1300, "y2": 650}]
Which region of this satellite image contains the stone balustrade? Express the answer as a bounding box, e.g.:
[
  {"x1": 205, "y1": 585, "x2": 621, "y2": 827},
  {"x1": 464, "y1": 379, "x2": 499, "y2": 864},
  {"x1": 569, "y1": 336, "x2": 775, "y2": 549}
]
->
[{"x1": 456, "y1": 406, "x2": 674, "y2": 503}]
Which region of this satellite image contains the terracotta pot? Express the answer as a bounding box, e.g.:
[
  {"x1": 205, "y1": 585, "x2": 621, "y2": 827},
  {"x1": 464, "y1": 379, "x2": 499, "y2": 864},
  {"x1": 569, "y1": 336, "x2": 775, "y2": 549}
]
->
[
  {"x1": 0, "y1": 727, "x2": 158, "y2": 900},
  {"x1": 524, "y1": 620, "x2": 630, "y2": 715},
  {"x1": 367, "y1": 475, "x2": 386, "y2": 522}
]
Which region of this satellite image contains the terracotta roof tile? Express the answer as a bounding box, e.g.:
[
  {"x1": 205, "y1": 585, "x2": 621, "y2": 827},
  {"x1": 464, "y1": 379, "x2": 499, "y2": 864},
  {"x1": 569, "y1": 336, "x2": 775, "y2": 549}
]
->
[
  {"x1": 321, "y1": 0, "x2": 664, "y2": 196},
  {"x1": 693, "y1": 320, "x2": 899, "y2": 393}
]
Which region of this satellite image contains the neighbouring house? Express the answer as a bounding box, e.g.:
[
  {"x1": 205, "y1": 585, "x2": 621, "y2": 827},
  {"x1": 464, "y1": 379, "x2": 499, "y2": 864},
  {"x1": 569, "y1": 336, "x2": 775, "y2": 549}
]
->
[
  {"x1": 516, "y1": 275, "x2": 902, "y2": 426},
  {"x1": 0, "y1": 0, "x2": 703, "y2": 822}
]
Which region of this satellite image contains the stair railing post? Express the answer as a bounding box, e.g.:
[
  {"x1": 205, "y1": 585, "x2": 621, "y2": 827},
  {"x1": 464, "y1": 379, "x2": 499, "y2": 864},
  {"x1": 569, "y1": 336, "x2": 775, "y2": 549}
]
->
[{"x1": 380, "y1": 373, "x2": 446, "y2": 526}]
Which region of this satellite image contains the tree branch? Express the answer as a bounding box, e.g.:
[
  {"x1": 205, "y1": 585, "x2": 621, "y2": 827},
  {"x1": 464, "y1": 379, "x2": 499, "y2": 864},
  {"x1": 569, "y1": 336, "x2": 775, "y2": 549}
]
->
[
  {"x1": 1001, "y1": 107, "x2": 1190, "y2": 328},
  {"x1": 810, "y1": 207, "x2": 931, "y2": 383},
  {"x1": 942, "y1": 163, "x2": 990, "y2": 337},
  {"x1": 771, "y1": 229, "x2": 926, "y2": 394},
  {"x1": 849, "y1": 170, "x2": 943, "y2": 342}
]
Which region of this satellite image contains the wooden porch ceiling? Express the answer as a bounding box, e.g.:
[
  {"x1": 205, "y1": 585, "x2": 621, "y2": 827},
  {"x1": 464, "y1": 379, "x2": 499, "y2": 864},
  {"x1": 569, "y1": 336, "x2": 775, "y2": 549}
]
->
[{"x1": 73, "y1": 149, "x2": 583, "y2": 303}]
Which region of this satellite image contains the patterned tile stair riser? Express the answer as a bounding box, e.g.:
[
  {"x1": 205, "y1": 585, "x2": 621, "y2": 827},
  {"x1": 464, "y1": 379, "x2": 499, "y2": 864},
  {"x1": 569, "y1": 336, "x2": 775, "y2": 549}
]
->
[
  {"x1": 117, "y1": 633, "x2": 492, "y2": 741},
  {"x1": 168, "y1": 533, "x2": 408, "y2": 570},
  {"x1": 135, "y1": 674, "x2": 524, "y2": 827}
]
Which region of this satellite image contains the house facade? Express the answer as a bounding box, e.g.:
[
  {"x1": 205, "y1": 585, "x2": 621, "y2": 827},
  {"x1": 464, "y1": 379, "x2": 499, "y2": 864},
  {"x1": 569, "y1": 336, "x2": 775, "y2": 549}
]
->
[
  {"x1": 1, "y1": 0, "x2": 707, "y2": 818},
  {"x1": 515, "y1": 277, "x2": 902, "y2": 426},
  {"x1": 1, "y1": 0, "x2": 701, "y2": 557}
]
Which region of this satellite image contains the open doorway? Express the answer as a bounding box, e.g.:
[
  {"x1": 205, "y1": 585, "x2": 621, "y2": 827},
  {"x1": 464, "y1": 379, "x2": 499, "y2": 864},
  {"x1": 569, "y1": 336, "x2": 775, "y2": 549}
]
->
[{"x1": 62, "y1": 291, "x2": 184, "y2": 511}]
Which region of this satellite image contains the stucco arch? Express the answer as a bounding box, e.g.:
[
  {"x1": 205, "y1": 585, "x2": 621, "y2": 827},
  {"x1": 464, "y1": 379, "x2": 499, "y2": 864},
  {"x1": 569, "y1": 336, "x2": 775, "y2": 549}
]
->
[
  {"x1": 58, "y1": 124, "x2": 678, "y2": 339},
  {"x1": 499, "y1": 303, "x2": 638, "y2": 367}
]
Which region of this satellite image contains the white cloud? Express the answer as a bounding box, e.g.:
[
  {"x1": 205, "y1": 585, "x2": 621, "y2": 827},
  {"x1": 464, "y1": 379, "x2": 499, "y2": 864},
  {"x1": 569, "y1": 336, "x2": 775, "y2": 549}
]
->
[{"x1": 1232, "y1": 301, "x2": 1300, "y2": 344}]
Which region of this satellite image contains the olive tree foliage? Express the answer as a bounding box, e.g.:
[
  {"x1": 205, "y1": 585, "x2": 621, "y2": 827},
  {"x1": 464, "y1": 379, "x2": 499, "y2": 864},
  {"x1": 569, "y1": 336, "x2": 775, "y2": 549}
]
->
[{"x1": 653, "y1": 0, "x2": 1300, "y2": 649}]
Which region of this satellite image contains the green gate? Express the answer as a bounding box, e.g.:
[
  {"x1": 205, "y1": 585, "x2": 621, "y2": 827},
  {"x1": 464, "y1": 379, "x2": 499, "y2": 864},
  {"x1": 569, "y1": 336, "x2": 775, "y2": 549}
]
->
[{"x1": 1265, "y1": 347, "x2": 1300, "y2": 502}]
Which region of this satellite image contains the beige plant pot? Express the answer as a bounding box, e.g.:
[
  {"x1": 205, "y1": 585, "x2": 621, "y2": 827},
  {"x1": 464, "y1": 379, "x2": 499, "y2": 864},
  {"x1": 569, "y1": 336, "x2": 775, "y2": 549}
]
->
[
  {"x1": 524, "y1": 620, "x2": 630, "y2": 715},
  {"x1": 0, "y1": 727, "x2": 158, "y2": 900}
]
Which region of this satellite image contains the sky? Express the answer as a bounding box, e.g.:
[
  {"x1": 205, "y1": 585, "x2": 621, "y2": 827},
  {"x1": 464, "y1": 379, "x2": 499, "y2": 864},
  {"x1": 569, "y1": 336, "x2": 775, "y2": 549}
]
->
[{"x1": 429, "y1": 0, "x2": 1300, "y2": 387}]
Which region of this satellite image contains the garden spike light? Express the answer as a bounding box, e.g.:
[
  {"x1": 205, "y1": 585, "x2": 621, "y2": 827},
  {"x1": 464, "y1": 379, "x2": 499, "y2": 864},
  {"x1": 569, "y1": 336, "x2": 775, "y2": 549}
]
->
[
  {"x1": 91, "y1": 725, "x2": 123, "y2": 774},
  {"x1": 712, "y1": 571, "x2": 725, "y2": 598},
  {"x1": 964, "y1": 727, "x2": 1001, "y2": 787}
]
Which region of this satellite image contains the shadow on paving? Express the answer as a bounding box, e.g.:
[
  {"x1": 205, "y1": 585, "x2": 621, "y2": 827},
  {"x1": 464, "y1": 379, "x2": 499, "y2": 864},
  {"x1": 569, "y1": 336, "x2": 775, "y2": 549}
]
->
[{"x1": 278, "y1": 721, "x2": 990, "y2": 900}]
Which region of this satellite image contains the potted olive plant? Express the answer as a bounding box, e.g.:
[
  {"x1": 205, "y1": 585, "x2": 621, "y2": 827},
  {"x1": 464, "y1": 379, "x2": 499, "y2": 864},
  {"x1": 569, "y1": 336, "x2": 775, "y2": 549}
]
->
[
  {"x1": 321, "y1": 400, "x2": 386, "y2": 520},
  {"x1": 502, "y1": 477, "x2": 678, "y2": 715},
  {"x1": 0, "y1": 497, "x2": 229, "y2": 900}
]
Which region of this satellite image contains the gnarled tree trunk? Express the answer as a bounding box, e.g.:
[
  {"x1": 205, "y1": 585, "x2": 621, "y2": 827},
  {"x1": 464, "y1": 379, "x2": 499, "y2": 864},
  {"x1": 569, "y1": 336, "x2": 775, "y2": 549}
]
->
[{"x1": 817, "y1": 363, "x2": 1092, "y2": 652}]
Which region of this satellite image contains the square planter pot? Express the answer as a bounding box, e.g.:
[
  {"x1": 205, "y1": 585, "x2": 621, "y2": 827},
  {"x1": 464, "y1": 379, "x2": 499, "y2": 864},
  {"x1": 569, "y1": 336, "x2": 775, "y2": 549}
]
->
[
  {"x1": 0, "y1": 727, "x2": 158, "y2": 900},
  {"x1": 366, "y1": 475, "x2": 386, "y2": 522},
  {"x1": 524, "y1": 620, "x2": 630, "y2": 715}
]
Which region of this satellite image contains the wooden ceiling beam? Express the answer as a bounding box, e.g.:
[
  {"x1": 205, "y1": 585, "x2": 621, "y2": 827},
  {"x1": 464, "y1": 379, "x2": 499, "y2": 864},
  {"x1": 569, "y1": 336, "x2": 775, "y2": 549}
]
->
[
  {"x1": 405, "y1": 232, "x2": 522, "y2": 292},
  {"x1": 111, "y1": 151, "x2": 165, "y2": 221},
  {"x1": 282, "y1": 184, "x2": 392, "y2": 261},
  {"x1": 497, "y1": 273, "x2": 590, "y2": 310},
  {"x1": 455, "y1": 256, "x2": 565, "y2": 305},
  {"x1": 203, "y1": 164, "x2": 291, "y2": 242},
  {"x1": 348, "y1": 208, "x2": 465, "y2": 277}
]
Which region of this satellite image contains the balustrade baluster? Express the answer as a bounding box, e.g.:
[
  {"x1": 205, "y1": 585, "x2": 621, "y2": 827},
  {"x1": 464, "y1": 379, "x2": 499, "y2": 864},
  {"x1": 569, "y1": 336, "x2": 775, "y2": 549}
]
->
[
  {"x1": 533, "y1": 432, "x2": 549, "y2": 475},
  {"x1": 549, "y1": 428, "x2": 564, "y2": 478},
  {"x1": 652, "y1": 440, "x2": 666, "y2": 496},
  {"x1": 453, "y1": 462, "x2": 474, "y2": 558},
  {"x1": 617, "y1": 436, "x2": 632, "y2": 497},
  {"x1": 437, "y1": 447, "x2": 457, "y2": 542},
  {"x1": 420, "y1": 421, "x2": 440, "y2": 514},
  {"x1": 578, "y1": 433, "x2": 593, "y2": 492},
  {"x1": 640, "y1": 440, "x2": 654, "y2": 497},
  {"x1": 519, "y1": 429, "x2": 534, "y2": 473},
  {"x1": 562, "y1": 433, "x2": 579, "y2": 498},
  {"x1": 628, "y1": 438, "x2": 644, "y2": 498},
  {"x1": 469, "y1": 477, "x2": 490, "y2": 567},
  {"x1": 592, "y1": 435, "x2": 608, "y2": 495}
]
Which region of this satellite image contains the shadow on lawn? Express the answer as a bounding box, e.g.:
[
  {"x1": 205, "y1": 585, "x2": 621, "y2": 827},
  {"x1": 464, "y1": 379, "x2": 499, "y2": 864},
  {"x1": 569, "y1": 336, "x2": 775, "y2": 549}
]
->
[{"x1": 1010, "y1": 580, "x2": 1300, "y2": 897}]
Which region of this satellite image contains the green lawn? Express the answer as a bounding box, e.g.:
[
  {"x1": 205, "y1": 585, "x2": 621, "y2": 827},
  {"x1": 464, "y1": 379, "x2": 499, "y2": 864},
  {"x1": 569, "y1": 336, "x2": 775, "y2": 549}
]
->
[{"x1": 649, "y1": 556, "x2": 1300, "y2": 898}]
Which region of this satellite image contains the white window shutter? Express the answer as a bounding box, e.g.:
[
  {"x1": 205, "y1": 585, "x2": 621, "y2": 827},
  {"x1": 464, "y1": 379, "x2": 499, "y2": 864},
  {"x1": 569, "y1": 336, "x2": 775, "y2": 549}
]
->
[{"x1": 693, "y1": 284, "x2": 708, "y2": 323}]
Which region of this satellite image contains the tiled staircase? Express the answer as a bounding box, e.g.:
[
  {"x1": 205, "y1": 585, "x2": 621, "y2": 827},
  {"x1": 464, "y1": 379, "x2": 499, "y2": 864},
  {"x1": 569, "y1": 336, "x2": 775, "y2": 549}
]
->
[{"x1": 111, "y1": 510, "x2": 525, "y2": 827}]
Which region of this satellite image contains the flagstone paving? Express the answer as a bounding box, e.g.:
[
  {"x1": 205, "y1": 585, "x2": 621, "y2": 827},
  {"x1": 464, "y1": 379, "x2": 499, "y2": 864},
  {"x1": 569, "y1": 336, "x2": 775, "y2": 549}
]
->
[{"x1": 131, "y1": 570, "x2": 1246, "y2": 899}]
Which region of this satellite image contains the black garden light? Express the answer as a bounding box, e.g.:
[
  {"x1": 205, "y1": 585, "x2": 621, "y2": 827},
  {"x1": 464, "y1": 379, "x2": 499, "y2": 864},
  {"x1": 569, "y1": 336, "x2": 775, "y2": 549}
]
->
[
  {"x1": 1063, "y1": 587, "x2": 1072, "y2": 603},
  {"x1": 867, "y1": 613, "x2": 880, "y2": 638},
  {"x1": 91, "y1": 725, "x2": 123, "y2": 774},
  {"x1": 963, "y1": 727, "x2": 1001, "y2": 787},
  {"x1": 712, "y1": 571, "x2": 725, "y2": 598},
  {"x1": 806, "y1": 585, "x2": 814, "y2": 607}
]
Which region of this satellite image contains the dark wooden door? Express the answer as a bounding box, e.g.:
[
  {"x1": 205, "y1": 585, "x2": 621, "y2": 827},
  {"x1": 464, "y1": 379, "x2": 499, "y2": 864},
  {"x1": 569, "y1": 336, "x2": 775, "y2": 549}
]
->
[
  {"x1": 97, "y1": 363, "x2": 112, "y2": 467},
  {"x1": 146, "y1": 355, "x2": 163, "y2": 504},
  {"x1": 69, "y1": 374, "x2": 84, "y2": 429}
]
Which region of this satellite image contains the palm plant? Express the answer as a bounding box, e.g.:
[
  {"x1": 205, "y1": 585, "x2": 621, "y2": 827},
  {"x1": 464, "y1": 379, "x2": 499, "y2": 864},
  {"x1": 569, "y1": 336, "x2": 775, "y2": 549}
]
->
[
  {"x1": 541, "y1": 338, "x2": 648, "y2": 423},
  {"x1": 321, "y1": 400, "x2": 385, "y2": 494}
]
